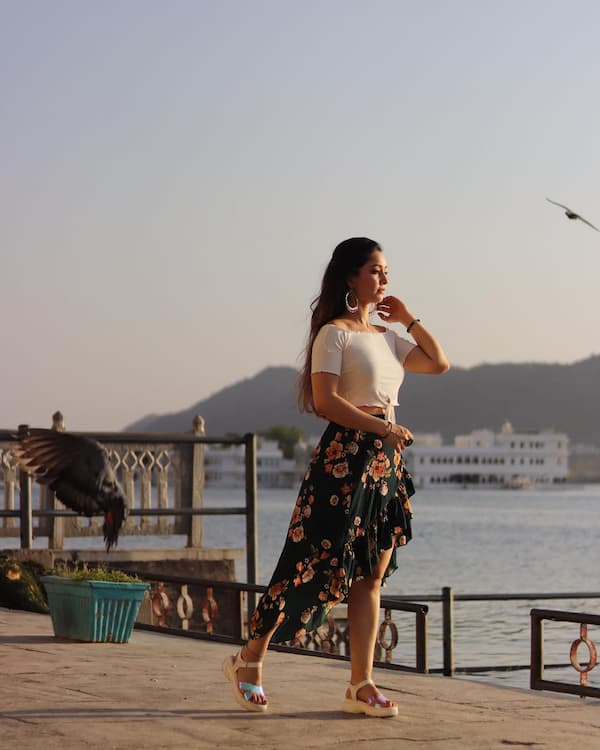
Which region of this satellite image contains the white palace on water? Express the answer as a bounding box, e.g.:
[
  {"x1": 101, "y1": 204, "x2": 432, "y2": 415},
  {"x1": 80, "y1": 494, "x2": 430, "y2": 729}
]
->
[
  {"x1": 205, "y1": 421, "x2": 569, "y2": 490},
  {"x1": 403, "y1": 421, "x2": 568, "y2": 489}
]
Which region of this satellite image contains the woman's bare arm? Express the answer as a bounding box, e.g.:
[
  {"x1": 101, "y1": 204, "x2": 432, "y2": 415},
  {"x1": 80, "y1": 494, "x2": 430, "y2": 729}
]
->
[
  {"x1": 376, "y1": 296, "x2": 450, "y2": 374},
  {"x1": 403, "y1": 323, "x2": 449, "y2": 374}
]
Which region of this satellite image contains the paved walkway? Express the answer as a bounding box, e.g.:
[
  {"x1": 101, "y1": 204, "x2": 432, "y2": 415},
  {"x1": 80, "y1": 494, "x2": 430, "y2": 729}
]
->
[{"x1": 1, "y1": 608, "x2": 599, "y2": 750}]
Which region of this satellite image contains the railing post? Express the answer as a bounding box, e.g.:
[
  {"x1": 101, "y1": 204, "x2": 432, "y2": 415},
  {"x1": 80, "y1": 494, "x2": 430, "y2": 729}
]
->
[
  {"x1": 530, "y1": 609, "x2": 544, "y2": 689},
  {"x1": 244, "y1": 433, "x2": 259, "y2": 623},
  {"x1": 47, "y1": 411, "x2": 65, "y2": 549},
  {"x1": 17, "y1": 424, "x2": 33, "y2": 549},
  {"x1": 416, "y1": 606, "x2": 429, "y2": 673},
  {"x1": 184, "y1": 416, "x2": 205, "y2": 548},
  {"x1": 442, "y1": 586, "x2": 455, "y2": 677},
  {"x1": 3, "y1": 446, "x2": 17, "y2": 530}
]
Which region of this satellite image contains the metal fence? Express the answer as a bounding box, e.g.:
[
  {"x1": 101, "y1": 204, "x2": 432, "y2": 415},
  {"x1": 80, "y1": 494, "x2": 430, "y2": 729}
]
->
[
  {"x1": 531, "y1": 609, "x2": 600, "y2": 699},
  {"x1": 123, "y1": 569, "x2": 430, "y2": 674},
  {"x1": 113, "y1": 569, "x2": 600, "y2": 690},
  {"x1": 382, "y1": 587, "x2": 600, "y2": 697}
]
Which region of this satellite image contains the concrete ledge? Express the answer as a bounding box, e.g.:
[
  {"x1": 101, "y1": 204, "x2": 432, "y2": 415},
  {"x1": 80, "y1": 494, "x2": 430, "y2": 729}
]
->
[
  {"x1": 52, "y1": 547, "x2": 244, "y2": 563},
  {"x1": 5, "y1": 547, "x2": 243, "y2": 564},
  {"x1": 1, "y1": 607, "x2": 599, "y2": 750}
]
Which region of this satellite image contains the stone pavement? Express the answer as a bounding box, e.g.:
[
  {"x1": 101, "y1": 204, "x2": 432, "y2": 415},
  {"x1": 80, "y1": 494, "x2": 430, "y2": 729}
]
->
[{"x1": 1, "y1": 608, "x2": 599, "y2": 750}]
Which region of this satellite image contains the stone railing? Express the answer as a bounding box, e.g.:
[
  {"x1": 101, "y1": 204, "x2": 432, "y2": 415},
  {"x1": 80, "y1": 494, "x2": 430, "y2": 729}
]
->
[
  {"x1": 0, "y1": 411, "x2": 256, "y2": 553},
  {"x1": 0, "y1": 412, "x2": 206, "y2": 545}
]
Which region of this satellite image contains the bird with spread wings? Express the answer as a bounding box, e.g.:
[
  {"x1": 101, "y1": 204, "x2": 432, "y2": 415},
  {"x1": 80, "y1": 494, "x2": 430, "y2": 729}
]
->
[
  {"x1": 13, "y1": 429, "x2": 127, "y2": 551},
  {"x1": 546, "y1": 198, "x2": 599, "y2": 231}
]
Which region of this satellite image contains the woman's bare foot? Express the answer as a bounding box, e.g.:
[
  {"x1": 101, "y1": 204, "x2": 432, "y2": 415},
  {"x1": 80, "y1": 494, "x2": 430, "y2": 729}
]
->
[
  {"x1": 346, "y1": 682, "x2": 397, "y2": 708},
  {"x1": 235, "y1": 645, "x2": 267, "y2": 706}
]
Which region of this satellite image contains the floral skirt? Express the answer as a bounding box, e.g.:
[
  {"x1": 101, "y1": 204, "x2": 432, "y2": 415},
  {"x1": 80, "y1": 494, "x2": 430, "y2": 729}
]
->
[{"x1": 249, "y1": 419, "x2": 415, "y2": 644}]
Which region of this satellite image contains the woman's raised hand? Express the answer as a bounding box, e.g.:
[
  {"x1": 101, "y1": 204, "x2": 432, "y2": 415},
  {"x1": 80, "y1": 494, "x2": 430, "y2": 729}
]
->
[
  {"x1": 383, "y1": 423, "x2": 414, "y2": 452},
  {"x1": 376, "y1": 296, "x2": 414, "y2": 327}
]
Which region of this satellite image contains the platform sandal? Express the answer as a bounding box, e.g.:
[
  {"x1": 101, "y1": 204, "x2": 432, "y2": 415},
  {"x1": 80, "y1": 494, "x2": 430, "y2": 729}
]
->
[
  {"x1": 223, "y1": 651, "x2": 268, "y2": 713},
  {"x1": 341, "y1": 678, "x2": 398, "y2": 718}
]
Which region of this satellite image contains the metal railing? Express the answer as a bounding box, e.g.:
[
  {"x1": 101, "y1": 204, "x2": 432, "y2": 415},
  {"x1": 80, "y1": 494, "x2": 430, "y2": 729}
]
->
[
  {"x1": 122, "y1": 569, "x2": 429, "y2": 673},
  {"x1": 531, "y1": 609, "x2": 600, "y2": 699},
  {"x1": 386, "y1": 587, "x2": 600, "y2": 678},
  {"x1": 89, "y1": 570, "x2": 600, "y2": 689}
]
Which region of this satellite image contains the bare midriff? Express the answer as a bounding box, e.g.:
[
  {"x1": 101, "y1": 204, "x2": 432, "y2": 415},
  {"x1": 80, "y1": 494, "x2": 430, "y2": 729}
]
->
[{"x1": 357, "y1": 405, "x2": 386, "y2": 416}]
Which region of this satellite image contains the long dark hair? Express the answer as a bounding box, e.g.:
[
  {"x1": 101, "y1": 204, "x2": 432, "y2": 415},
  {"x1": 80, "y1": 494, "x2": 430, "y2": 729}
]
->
[{"x1": 298, "y1": 237, "x2": 381, "y2": 413}]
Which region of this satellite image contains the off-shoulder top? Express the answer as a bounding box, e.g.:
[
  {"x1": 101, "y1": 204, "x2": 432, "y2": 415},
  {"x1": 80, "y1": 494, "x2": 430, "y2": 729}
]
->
[{"x1": 311, "y1": 324, "x2": 416, "y2": 422}]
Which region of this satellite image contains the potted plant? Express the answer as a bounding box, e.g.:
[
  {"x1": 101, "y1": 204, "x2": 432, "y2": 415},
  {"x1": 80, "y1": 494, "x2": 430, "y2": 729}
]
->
[{"x1": 41, "y1": 564, "x2": 150, "y2": 643}]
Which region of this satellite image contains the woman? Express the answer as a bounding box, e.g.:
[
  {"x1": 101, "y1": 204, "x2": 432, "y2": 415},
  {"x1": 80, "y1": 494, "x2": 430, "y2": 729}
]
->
[{"x1": 224, "y1": 237, "x2": 449, "y2": 716}]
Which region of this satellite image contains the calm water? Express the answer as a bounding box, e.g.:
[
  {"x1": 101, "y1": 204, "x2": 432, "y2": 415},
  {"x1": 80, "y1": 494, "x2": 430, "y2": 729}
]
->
[{"x1": 6, "y1": 483, "x2": 600, "y2": 691}]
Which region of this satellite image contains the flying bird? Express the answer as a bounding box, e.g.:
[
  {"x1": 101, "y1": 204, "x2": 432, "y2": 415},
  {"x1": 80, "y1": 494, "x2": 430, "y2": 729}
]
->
[
  {"x1": 546, "y1": 198, "x2": 599, "y2": 231},
  {"x1": 13, "y1": 429, "x2": 127, "y2": 551}
]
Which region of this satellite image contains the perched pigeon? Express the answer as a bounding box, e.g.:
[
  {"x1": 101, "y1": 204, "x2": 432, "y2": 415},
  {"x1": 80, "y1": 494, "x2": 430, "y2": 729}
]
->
[
  {"x1": 546, "y1": 198, "x2": 599, "y2": 231},
  {"x1": 13, "y1": 429, "x2": 127, "y2": 551}
]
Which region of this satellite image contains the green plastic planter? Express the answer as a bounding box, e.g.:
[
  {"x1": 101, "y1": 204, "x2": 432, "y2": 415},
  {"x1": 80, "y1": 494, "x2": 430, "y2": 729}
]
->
[{"x1": 41, "y1": 575, "x2": 150, "y2": 643}]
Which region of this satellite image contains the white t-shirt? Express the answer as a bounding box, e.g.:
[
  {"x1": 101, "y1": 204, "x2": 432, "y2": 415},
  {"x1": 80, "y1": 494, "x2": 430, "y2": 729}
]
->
[{"x1": 311, "y1": 324, "x2": 416, "y2": 421}]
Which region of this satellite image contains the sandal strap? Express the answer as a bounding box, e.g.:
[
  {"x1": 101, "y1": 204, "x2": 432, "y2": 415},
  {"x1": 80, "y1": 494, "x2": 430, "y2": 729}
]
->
[
  {"x1": 348, "y1": 678, "x2": 374, "y2": 699},
  {"x1": 234, "y1": 650, "x2": 262, "y2": 671},
  {"x1": 239, "y1": 681, "x2": 265, "y2": 700}
]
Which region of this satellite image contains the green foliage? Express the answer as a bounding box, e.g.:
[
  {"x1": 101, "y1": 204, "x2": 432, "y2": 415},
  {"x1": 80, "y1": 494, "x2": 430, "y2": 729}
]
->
[
  {"x1": 49, "y1": 563, "x2": 142, "y2": 583},
  {"x1": 0, "y1": 555, "x2": 49, "y2": 613},
  {"x1": 260, "y1": 425, "x2": 305, "y2": 459},
  {"x1": 0, "y1": 556, "x2": 143, "y2": 613}
]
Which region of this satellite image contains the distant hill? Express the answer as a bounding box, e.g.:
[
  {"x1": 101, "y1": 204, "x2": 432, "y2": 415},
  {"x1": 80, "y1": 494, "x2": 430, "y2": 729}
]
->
[
  {"x1": 126, "y1": 366, "x2": 324, "y2": 436},
  {"x1": 125, "y1": 356, "x2": 600, "y2": 447}
]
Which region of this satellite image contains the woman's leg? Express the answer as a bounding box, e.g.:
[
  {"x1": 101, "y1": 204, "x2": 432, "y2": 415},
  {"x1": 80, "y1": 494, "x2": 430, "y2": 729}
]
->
[{"x1": 346, "y1": 543, "x2": 397, "y2": 706}]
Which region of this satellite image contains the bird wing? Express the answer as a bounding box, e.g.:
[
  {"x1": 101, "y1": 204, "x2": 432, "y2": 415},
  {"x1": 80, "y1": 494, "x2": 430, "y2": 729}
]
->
[
  {"x1": 14, "y1": 428, "x2": 127, "y2": 551},
  {"x1": 13, "y1": 429, "x2": 90, "y2": 483},
  {"x1": 546, "y1": 197, "x2": 571, "y2": 211},
  {"x1": 576, "y1": 215, "x2": 600, "y2": 231},
  {"x1": 14, "y1": 428, "x2": 108, "y2": 482}
]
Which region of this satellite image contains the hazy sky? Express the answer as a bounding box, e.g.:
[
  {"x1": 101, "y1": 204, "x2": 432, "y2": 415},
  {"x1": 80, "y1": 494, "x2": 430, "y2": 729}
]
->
[{"x1": 3, "y1": 1, "x2": 600, "y2": 431}]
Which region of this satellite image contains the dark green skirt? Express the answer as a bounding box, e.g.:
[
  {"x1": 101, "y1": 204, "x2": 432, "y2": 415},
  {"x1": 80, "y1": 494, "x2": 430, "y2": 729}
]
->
[{"x1": 249, "y1": 419, "x2": 415, "y2": 644}]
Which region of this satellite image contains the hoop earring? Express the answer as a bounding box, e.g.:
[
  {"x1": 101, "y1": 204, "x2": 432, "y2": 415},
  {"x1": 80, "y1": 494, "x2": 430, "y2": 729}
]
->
[{"x1": 345, "y1": 290, "x2": 359, "y2": 313}]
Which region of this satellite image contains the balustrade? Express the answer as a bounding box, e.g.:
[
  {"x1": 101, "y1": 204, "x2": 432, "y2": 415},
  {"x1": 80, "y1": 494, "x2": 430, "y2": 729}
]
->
[{"x1": 0, "y1": 413, "x2": 220, "y2": 547}]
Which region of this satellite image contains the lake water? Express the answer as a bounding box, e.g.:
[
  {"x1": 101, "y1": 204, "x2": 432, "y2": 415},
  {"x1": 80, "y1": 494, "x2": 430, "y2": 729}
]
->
[{"x1": 5, "y1": 483, "x2": 600, "y2": 691}]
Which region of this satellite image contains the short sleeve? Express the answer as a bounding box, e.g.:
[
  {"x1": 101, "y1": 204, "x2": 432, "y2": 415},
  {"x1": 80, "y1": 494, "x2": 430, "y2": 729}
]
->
[
  {"x1": 311, "y1": 325, "x2": 347, "y2": 375},
  {"x1": 392, "y1": 331, "x2": 417, "y2": 364}
]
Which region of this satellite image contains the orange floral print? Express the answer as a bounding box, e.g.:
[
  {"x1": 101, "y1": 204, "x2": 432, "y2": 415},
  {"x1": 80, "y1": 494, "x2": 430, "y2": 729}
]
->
[
  {"x1": 325, "y1": 440, "x2": 344, "y2": 461},
  {"x1": 301, "y1": 567, "x2": 315, "y2": 583},
  {"x1": 249, "y1": 419, "x2": 415, "y2": 645},
  {"x1": 290, "y1": 525, "x2": 304, "y2": 542},
  {"x1": 268, "y1": 581, "x2": 286, "y2": 598},
  {"x1": 332, "y1": 461, "x2": 349, "y2": 479}
]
